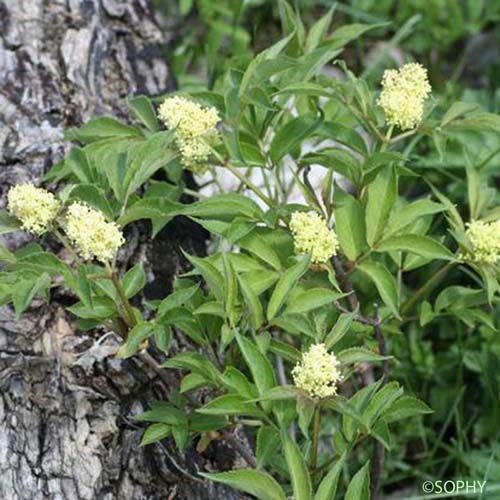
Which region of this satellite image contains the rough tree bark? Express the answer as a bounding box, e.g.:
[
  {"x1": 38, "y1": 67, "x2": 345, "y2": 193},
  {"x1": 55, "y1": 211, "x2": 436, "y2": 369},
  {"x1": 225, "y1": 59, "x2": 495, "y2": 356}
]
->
[{"x1": 0, "y1": 1, "x2": 246, "y2": 498}]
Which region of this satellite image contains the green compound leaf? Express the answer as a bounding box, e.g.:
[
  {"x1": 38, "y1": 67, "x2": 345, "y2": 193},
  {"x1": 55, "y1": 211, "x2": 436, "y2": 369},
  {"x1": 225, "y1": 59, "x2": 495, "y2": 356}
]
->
[
  {"x1": 383, "y1": 395, "x2": 433, "y2": 423},
  {"x1": 127, "y1": 95, "x2": 160, "y2": 131},
  {"x1": 139, "y1": 423, "x2": 170, "y2": 446},
  {"x1": 376, "y1": 234, "x2": 455, "y2": 261},
  {"x1": 334, "y1": 189, "x2": 366, "y2": 260},
  {"x1": 237, "y1": 272, "x2": 264, "y2": 330},
  {"x1": 267, "y1": 255, "x2": 311, "y2": 320},
  {"x1": 0, "y1": 209, "x2": 22, "y2": 235},
  {"x1": 357, "y1": 260, "x2": 399, "y2": 318},
  {"x1": 345, "y1": 461, "x2": 370, "y2": 500},
  {"x1": 236, "y1": 334, "x2": 276, "y2": 412},
  {"x1": 282, "y1": 431, "x2": 312, "y2": 500},
  {"x1": 283, "y1": 287, "x2": 345, "y2": 315},
  {"x1": 123, "y1": 263, "x2": 146, "y2": 298},
  {"x1": 270, "y1": 113, "x2": 322, "y2": 164},
  {"x1": 314, "y1": 453, "x2": 346, "y2": 500},
  {"x1": 365, "y1": 166, "x2": 397, "y2": 247},
  {"x1": 200, "y1": 469, "x2": 286, "y2": 500}
]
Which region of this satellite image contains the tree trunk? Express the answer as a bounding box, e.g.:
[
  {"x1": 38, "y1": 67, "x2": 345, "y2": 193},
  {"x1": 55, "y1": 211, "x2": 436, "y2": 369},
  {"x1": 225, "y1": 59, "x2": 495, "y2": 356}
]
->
[{"x1": 0, "y1": 1, "x2": 245, "y2": 498}]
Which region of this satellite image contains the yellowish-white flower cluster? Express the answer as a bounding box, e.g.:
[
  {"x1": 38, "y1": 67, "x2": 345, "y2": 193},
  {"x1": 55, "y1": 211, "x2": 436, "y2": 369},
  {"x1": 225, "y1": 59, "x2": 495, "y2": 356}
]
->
[
  {"x1": 158, "y1": 96, "x2": 220, "y2": 172},
  {"x1": 377, "y1": 63, "x2": 431, "y2": 130},
  {"x1": 289, "y1": 211, "x2": 339, "y2": 264},
  {"x1": 292, "y1": 343, "x2": 342, "y2": 399},
  {"x1": 465, "y1": 220, "x2": 500, "y2": 264},
  {"x1": 65, "y1": 202, "x2": 124, "y2": 263},
  {"x1": 7, "y1": 184, "x2": 60, "y2": 235}
]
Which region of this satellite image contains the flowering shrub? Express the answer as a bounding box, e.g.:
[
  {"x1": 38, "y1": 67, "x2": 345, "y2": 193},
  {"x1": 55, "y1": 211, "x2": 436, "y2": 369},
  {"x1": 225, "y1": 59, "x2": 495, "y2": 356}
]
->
[{"x1": 1, "y1": 6, "x2": 499, "y2": 499}]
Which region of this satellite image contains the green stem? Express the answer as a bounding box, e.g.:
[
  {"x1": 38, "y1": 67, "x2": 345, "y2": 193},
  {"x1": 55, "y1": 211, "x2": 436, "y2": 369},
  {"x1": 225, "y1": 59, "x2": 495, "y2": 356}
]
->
[
  {"x1": 238, "y1": 419, "x2": 264, "y2": 427},
  {"x1": 52, "y1": 225, "x2": 83, "y2": 266},
  {"x1": 223, "y1": 161, "x2": 273, "y2": 206},
  {"x1": 401, "y1": 261, "x2": 456, "y2": 316},
  {"x1": 206, "y1": 340, "x2": 223, "y2": 370},
  {"x1": 183, "y1": 188, "x2": 205, "y2": 199},
  {"x1": 348, "y1": 248, "x2": 374, "y2": 272},
  {"x1": 330, "y1": 89, "x2": 385, "y2": 143},
  {"x1": 310, "y1": 406, "x2": 321, "y2": 470},
  {"x1": 209, "y1": 146, "x2": 273, "y2": 207},
  {"x1": 379, "y1": 124, "x2": 394, "y2": 152},
  {"x1": 262, "y1": 414, "x2": 280, "y2": 433},
  {"x1": 477, "y1": 145, "x2": 500, "y2": 170},
  {"x1": 390, "y1": 129, "x2": 417, "y2": 145},
  {"x1": 111, "y1": 273, "x2": 137, "y2": 328},
  {"x1": 312, "y1": 436, "x2": 358, "y2": 477}
]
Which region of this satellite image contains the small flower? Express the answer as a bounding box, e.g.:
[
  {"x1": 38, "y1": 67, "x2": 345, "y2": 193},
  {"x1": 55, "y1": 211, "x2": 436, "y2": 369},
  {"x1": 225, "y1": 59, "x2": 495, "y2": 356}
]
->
[
  {"x1": 292, "y1": 343, "x2": 342, "y2": 398},
  {"x1": 158, "y1": 96, "x2": 220, "y2": 173},
  {"x1": 7, "y1": 184, "x2": 60, "y2": 235},
  {"x1": 465, "y1": 220, "x2": 500, "y2": 264},
  {"x1": 65, "y1": 202, "x2": 124, "y2": 263},
  {"x1": 289, "y1": 211, "x2": 339, "y2": 264},
  {"x1": 377, "y1": 63, "x2": 431, "y2": 130}
]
